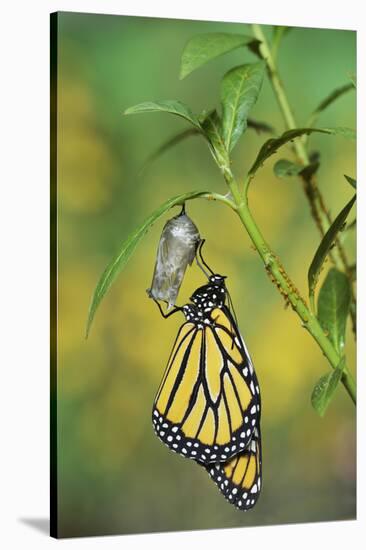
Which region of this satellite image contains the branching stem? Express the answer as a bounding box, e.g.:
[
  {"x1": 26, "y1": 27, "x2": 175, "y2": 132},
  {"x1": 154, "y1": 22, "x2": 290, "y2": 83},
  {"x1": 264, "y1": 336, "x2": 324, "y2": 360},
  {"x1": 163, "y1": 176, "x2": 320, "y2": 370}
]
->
[
  {"x1": 251, "y1": 23, "x2": 356, "y2": 335},
  {"x1": 224, "y1": 171, "x2": 356, "y2": 404},
  {"x1": 197, "y1": 191, "x2": 236, "y2": 210}
]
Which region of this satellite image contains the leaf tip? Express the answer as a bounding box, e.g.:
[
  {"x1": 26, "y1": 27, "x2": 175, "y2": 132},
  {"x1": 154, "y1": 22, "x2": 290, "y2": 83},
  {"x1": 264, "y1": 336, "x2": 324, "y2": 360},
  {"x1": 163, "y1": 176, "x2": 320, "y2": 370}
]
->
[
  {"x1": 85, "y1": 312, "x2": 93, "y2": 340},
  {"x1": 344, "y1": 174, "x2": 357, "y2": 189},
  {"x1": 179, "y1": 67, "x2": 188, "y2": 80}
]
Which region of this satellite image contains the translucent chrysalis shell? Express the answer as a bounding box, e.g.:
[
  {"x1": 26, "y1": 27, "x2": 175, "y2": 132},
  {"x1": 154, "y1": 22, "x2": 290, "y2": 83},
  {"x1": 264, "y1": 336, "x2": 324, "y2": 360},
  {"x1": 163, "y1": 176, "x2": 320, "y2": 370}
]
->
[{"x1": 147, "y1": 207, "x2": 201, "y2": 308}]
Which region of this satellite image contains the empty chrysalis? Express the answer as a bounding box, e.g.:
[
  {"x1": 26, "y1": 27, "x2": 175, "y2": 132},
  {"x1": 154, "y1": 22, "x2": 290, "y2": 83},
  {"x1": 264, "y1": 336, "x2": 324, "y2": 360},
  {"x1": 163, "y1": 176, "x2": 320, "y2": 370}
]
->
[{"x1": 147, "y1": 205, "x2": 201, "y2": 308}]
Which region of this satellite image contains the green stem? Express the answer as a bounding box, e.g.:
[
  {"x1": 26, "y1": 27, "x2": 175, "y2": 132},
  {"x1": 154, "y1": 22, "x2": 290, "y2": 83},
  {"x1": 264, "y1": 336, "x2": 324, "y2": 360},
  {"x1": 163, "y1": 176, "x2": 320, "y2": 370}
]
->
[
  {"x1": 198, "y1": 191, "x2": 236, "y2": 210},
  {"x1": 251, "y1": 24, "x2": 338, "y2": 232},
  {"x1": 225, "y1": 174, "x2": 356, "y2": 405},
  {"x1": 252, "y1": 25, "x2": 302, "y2": 149},
  {"x1": 251, "y1": 23, "x2": 356, "y2": 336},
  {"x1": 251, "y1": 24, "x2": 308, "y2": 163},
  {"x1": 310, "y1": 293, "x2": 316, "y2": 316}
]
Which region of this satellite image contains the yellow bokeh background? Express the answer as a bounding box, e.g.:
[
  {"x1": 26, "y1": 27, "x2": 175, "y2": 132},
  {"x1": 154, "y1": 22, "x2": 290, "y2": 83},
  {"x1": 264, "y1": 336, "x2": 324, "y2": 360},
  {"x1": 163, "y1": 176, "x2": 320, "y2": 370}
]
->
[{"x1": 54, "y1": 12, "x2": 356, "y2": 537}]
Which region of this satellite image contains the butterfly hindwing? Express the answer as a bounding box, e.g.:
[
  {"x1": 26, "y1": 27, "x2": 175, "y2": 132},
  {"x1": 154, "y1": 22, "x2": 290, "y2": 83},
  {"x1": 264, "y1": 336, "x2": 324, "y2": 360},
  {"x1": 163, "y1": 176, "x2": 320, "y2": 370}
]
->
[
  {"x1": 206, "y1": 426, "x2": 262, "y2": 511},
  {"x1": 153, "y1": 305, "x2": 260, "y2": 465}
]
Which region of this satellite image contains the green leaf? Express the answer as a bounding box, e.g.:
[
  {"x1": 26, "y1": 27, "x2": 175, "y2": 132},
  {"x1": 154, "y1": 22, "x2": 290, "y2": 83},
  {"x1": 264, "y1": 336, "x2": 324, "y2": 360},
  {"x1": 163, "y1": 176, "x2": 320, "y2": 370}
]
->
[
  {"x1": 86, "y1": 190, "x2": 209, "y2": 338},
  {"x1": 346, "y1": 219, "x2": 356, "y2": 232},
  {"x1": 139, "y1": 112, "x2": 274, "y2": 174},
  {"x1": 274, "y1": 158, "x2": 320, "y2": 180},
  {"x1": 247, "y1": 118, "x2": 274, "y2": 134},
  {"x1": 179, "y1": 33, "x2": 260, "y2": 80},
  {"x1": 139, "y1": 128, "x2": 200, "y2": 175},
  {"x1": 311, "y1": 358, "x2": 346, "y2": 417},
  {"x1": 248, "y1": 127, "x2": 354, "y2": 177},
  {"x1": 308, "y1": 196, "x2": 356, "y2": 305},
  {"x1": 344, "y1": 175, "x2": 356, "y2": 189},
  {"x1": 317, "y1": 268, "x2": 352, "y2": 355},
  {"x1": 323, "y1": 126, "x2": 356, "y2": 140},
  {"x1": 311, "y1": 84, "x2": 354, "y2": 119},
  {"x1": 124, "y1": 100, "x2": 202, "y2": 130},
  {"x1": 221, "y1": 62, "x2": 265, "y2": 152},
  {"x1": 274, "y1": 159, "x2": 303, "y2": 178},
  {"x1": 201, "y1": 110, "x2": 230, "y2": 170}
]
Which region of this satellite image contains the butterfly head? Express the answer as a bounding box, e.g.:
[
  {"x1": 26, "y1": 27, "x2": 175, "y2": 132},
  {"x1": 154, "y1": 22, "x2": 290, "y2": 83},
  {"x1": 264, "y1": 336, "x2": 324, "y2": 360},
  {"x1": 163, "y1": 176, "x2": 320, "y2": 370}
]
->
[{"x1": 209, "y1": 274, "x2": 226, "y2": 285}]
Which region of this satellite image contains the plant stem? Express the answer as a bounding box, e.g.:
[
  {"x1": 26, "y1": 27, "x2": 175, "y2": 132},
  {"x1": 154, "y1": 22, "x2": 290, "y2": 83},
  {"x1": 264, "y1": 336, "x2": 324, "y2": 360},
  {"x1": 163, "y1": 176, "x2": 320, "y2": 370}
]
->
[
  {"x1": 251, "y1": 26, "x2": 303, "y2": 154},
  {"x1": 225, "y1": 174, "x2": 356, "y2": 405},
  {"x1": 251, "y1": 23, "x2": 356, "y2": 335},
  {"x1": 198, "y1": 192, "x2": 236, "y2": 210},
  {"x1": 310, "y1": 293, "x2": 316, "y2": 315}
]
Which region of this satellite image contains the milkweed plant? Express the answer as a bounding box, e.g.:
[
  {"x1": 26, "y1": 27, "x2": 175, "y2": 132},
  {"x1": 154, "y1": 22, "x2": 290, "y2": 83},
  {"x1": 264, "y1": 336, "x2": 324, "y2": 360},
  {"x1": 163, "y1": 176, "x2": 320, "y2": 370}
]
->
[{"x1": 86, "y1": 24, "x2": 356, "y2": 416}]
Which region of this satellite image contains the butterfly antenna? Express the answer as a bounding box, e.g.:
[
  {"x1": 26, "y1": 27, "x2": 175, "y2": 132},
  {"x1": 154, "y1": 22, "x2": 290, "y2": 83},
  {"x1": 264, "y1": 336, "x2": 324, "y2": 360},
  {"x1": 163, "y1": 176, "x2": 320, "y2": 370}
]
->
[
  {"x1": 195, "y1": 239, "x2": 215, "y2": 278},
  {"x1": 226, "y1": 287, "x2": 239, "y2": 349}
]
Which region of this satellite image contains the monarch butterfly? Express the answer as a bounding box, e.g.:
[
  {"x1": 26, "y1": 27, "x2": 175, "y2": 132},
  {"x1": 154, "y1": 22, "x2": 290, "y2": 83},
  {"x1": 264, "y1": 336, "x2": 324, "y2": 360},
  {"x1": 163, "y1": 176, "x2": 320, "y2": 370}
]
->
[
  {"x1": 206, "y1": 426, "x2": 262, "y2": 511},
  {"x1": 152, "y1": 242, "x2": 261, "y2": 467}
]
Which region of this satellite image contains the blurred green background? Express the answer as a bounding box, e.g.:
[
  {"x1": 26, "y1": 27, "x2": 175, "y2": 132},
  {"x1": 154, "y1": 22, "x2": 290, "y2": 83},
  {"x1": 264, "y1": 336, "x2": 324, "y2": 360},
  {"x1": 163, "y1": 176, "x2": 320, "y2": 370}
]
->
[{"x1": 55, "y1": 11, "x2": 356, "y2": 538}]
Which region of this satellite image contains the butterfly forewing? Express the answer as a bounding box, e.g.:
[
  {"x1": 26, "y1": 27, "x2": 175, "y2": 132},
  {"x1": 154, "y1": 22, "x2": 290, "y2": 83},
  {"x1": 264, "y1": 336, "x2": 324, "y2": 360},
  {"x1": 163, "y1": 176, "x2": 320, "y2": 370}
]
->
[{"x1": 153, "y1": 304, "x2": 260, "y2": 464}]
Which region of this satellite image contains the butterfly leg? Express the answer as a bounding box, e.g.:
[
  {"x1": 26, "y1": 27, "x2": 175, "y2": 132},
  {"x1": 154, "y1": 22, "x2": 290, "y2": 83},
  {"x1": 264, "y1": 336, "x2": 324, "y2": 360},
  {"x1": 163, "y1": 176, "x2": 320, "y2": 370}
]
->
[{"x1": 153, "y1": 298, "x2": 182, "y2": 319}]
